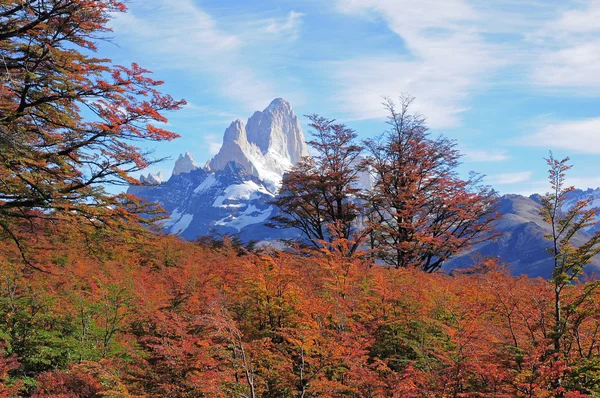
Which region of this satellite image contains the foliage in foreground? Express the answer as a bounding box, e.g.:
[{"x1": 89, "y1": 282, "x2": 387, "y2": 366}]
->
[
  {"x1": 0, "y1": 0, "x2": 184, "y2": 265},
  {"x1": 0, "y1": 225, "x2": 599, "y2": 397}
]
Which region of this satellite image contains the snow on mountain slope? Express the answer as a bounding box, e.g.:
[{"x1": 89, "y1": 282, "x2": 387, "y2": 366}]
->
[
  {"x1": 193, "y1": 173, "x2": 217, "y2": 194},
  {"x1": 215, "y1": 205, "x2": 272, "y2": 232},
  {"x1": 128, "y1": 161, "x2": 279, "y2": 240},
  {"x1": 562, "y1": 188, "x2": 600, "y2": 232},
  {"x1": 212, "y1": 180, "x2": 272, "y2": 208},
  {"x1": 165, "y1": 211, "x2": 194, "y2": 235}
]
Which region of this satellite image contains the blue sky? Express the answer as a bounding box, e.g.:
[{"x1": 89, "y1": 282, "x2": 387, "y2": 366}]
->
[{"x1": 101, "y1": 0, "x2": 600, "y2": 195}]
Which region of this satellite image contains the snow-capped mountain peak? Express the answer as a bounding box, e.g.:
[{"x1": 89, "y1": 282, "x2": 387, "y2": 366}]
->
[
  {"x1": 207, "y1": 98, "x2": 309, "y2": 192},
  {"x1": 128, "y1": 99, "x2": 308, "y2": 242}
]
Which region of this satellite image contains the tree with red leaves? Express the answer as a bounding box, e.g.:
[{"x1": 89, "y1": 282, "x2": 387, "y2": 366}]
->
[
  {"x1": 271, "y1": 114, "x2": 367, "y2": 255},
  {"x1": 0, "y1": 0, "x2": 185, "y2": 260},
  {"x1": 362, "y1": 96, "x2": 498, "y2": 271}
]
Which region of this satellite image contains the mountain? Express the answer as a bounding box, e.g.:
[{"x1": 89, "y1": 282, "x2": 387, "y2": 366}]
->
[
  {"x1": 127, "y1": 98, "x2": 307, "y2": 241},
  {"x1": 128, "y1": 98, "x2": 600, "y2": 278},
  {"x1": 445, "y1": 193, "x2": 600, "y2": 278},
  {"x1": 172, "y1": 152, "x2": 198, "y2": 176},
  {"x1": 139, "y1": 172, "x2": 164, "y2": 186},
  {"x1": 207, "y1": 98, "x2": 309, "y2": 192},
  {"x1": 564, "y1": 188, "x2": 600, "y2": 233},
  {"x1": 128, "y1": 162, "x2": 288, "y2": 241}
]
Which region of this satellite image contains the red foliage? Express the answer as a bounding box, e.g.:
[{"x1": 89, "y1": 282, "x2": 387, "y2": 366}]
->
[
  {"x1": 33, "y1": 371, "x2": 103, "y2": 398},
  {"x1": 0, "y1": 225, "x2": 598, "y2": 396},
  {"x1": 0, "y1": 0, "x2": 185, "y2": 264}
]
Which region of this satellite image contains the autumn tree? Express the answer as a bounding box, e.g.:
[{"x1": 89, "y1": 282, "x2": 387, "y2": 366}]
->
[
  {"x1": 540, "y1": 153, "x2": 600, "y2": 395},
  {"x1": 271, "y1": 114, "x2": 367, "y2": 255},
  {"x1": 362, "y1": 96, "x2": 498, "y2": 272},
  {"x1": 1, "y1": 213, "x2": 600, "y2": 395},
  {"x1": 0, "y1": 0, "x2": 184, "y2": 260}
]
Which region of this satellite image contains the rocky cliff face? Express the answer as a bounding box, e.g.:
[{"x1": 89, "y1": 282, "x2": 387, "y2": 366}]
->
[{"x1": 207, "y1": 98, "x2": 309, "y2": 192}]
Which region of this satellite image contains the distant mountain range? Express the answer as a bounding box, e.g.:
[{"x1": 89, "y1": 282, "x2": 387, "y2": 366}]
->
[
  {"x1": 445, "y1": 192, "x2": 600, "y2": 277},
  {"x1": 128, "y1": 98, "x2": 600, "y2": 278}
]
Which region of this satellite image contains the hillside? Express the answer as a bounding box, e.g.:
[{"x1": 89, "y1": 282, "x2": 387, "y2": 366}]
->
[{"x1": 446, "y1": 194, "x2": 600, "y2": 277}]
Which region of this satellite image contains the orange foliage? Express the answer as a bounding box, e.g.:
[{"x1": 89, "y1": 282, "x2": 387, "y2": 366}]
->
[{"x1": 0, "y1": 226, "x2": 597, "y2": 396}]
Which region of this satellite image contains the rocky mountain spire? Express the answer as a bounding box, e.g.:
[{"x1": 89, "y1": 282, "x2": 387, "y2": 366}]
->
[
  {"x1": 172, "y1": 152, "x2": 198, "y2": 176},
  {"x1": 208, "y1": 120, "x2": 260, "y2": 177},
  {"x1": 140, "y1": 172, "x2": 164, "y2": 185},
  {"x1": 245, "y1": 98, "x2": 308, "y2": 165},
  {"x1": 207, "y1": 98, "x2": 309, "y2": 192}
]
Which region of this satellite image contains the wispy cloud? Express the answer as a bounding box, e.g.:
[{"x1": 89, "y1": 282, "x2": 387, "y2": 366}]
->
[
  {"x1": 567, "y1": 177, "x2": 600, "y2": 190},
  {"x1": 109, "y1": 0, "x2": 302, "y2": 112},
  {"x1": 329, "y1": 0, "x2": 501, "y2": 128},
  {"x1": 532, "y1": 43, "x2": 600, "y2": 92},
  {"x1": 265, "y1": 11, "x2": 304, "y2": 40},
  {"x1": 110, "y1": 0, "x2": 240, "y2": 61},
  {"x1": 463, "y1": 149, "x2": 510, "y2": 162},
  {"x1": 203, "y1": 134, "x2": 223, "y2": 155},
  {"x1": 487, "y1": 171, "x2": 533, "y2": 185},
  {"x1": 530, "y1": 1, "x2": 600, "y2": 93},
  {"x1": 510, "y1": 180, "x2": 550, "y2": 197},
  {"x1": 520, "y1": 118, "x2": 600, "y2": 154},
  {"x1": 329, "y1": 0, "x2": 600, "y2": 126},
  {"x1": 181, "y1": 102, "x2": 239, "y2": 120}
]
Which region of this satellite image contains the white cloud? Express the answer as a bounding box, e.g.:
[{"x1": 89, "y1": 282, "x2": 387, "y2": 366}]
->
[
  {"x1": 510, "y1": 180, "x2": 551, "y2": 197},
  {"x1": 329, "y1": 56, "x2": 475, "y2": 128},
  {"x1": 552, "y1": 2, "x2": 600, "y2": 35},
  {"x1": 110, "y1": 1, "x2": 240, "y2": 58},
  {"x1": 533, "y1": 43, "x2": 600, "y2": 91},
  {"x1": 521, "y1": 118, "x2": 600, "y2": 154},
  {"x1": 181, "y1": 102, "x2": 238, "y2": 120},
  {"x1": 265, "y1": 11, "x2": 304, "y2": 40},
  {"x1": 463, "y1": 149, "x2": 510, "y2": 162},
  {"x1": 530, "y1": 1, "x2": 600, "y2": 93},
  {"x1": 339, "y1": 0, "x2": 478, "y2": 31},
  {"x1": 109, "y1": 0, "x2": 294, "y2": 112},
  {"x1": 330, "y1": 0, "x2": 501, "y2": 128},
  {"x1": 567, "y1": 177, "x2": 600, "y2": 190},
  {"x1": 331, "y1": 0, "x2": 600, "y2": 122},
  {"x1": 487, "y1": 171, "x2": 533, "y2": 185},
  {"x1": 203, "y1": 134, "x2": 222, "y2": 155}
]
